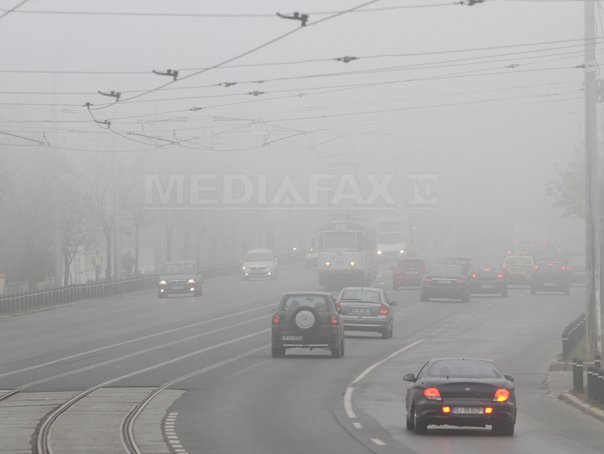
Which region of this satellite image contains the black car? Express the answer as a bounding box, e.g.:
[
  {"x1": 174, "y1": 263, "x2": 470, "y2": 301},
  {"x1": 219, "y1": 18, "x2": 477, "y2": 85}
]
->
[
  {"x1": 404, "y1": 358, "x2": 516, "y2": 436},
  {"x1": 468, "y1": 263, "x2": 508, "y2": 297},
  {"x1": 158, "y1": 261, "x2": 203, "y2": 298},
  {"x1": 336, "y1": 287, "x2": 397, "y2": 338},
  {"x1": 271, "y1": 292, "x2": 344, "y2": 358},
  {"x1": 420, "y1": 265, "x2": 470, "y2": 302},
  {"x1": 531, "y1": 260, "x2": 570, "y2": 295}
]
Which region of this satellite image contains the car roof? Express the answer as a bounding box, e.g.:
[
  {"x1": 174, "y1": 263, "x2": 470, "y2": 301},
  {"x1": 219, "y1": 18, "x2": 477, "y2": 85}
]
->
[
  {"x1": 428, "y1": 357, "x2": 497, "y2": 365},
  {"x1": 246, "y1": 248, "x2": 273, "y2": 254},
  {"x1": 447, "y1": 256, "x2": 473, "y2": 261},
  {"x1": 339, "y1": 287, "x2": 381, "y2": 292},
  {"x1": 282, "y1": 291, "x2": 332, "y2": 297}
]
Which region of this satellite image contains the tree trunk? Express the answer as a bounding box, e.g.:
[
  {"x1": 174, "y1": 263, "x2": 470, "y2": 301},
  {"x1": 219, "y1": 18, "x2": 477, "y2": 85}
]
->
[
  {"x1": 105, "y1": 227, "x2": 112, "y2": 280},
  {"x1": 63, "y1": 252, "x2": 70, "y2": 287},
  {"x1": 134, "y1": 221, "x2": 140, "y2": 275}
]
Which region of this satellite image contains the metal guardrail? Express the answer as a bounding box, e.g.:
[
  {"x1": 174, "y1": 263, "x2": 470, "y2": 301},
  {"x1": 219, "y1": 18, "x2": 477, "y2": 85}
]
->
[
  {"x1": 562, "y1": 313, "x2": 586, "y2": 361},
  {"x1": 0, "y1": 252, "x2": 302, "y2": 316}
]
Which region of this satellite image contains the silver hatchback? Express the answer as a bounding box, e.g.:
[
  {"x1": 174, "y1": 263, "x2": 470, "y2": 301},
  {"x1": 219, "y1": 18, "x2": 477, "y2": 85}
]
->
[{"x1": 336, "y1": 287, "x2": 397, "y2": 339}]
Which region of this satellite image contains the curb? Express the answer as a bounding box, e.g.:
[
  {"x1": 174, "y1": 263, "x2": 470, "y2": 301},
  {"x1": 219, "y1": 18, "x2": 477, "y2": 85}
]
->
[{"x1": 559, "y1": 392, "x2": 604, "y2": 423}]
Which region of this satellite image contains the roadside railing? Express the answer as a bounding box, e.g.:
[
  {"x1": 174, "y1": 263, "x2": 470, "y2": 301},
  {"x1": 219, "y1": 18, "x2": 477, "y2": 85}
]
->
[
  {"x1": 0, "y1": 252, "x2": 302, "y2": 315},
  {"x1": 562, "y1": 313, "x2": 586, "y2": 361}
]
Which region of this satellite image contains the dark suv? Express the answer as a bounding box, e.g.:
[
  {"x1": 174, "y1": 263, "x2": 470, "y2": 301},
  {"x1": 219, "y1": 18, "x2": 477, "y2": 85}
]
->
[{"x1": 271, "y1": 292, "x2": 345, "y2": 358}]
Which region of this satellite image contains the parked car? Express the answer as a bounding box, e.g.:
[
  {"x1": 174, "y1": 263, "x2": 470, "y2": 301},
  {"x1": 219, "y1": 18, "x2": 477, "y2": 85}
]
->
[
  {"x1": 271, "y1": 292, "x2": 344, "y2": 358},
  {"x1": 468, "y1": 263, "x2": 508, "y2": 297},
  {"x1": 567, "y1": 255, "x2": 586, "y2": 284},
  {"x1": 242, "y1": 249, "x2": 278, "y2": 280},
  {"x1": 336, "y1": 287, "x2": 397, "y2": 338},
  {"x1": 531, "y1": 260, "x2": 571, "y2": 295},
  {"x1": 421, "y1": 265, "x2": 470, "y2": 302},
  {"x1": 502, "y1": 255, "x2": 534, "y2": 284},
  {"x1": 158, "y1": 261, "x2": 202, "y2": 298},
  {"x1": 403, "y1": 357, "x2": 516, "y2": 435},
  {"x1": 445, "y1": 256, "x2": 474, "y2": 275},
  {"x1": 393, "y1": 258, "x2": 427, "y2": 288}
]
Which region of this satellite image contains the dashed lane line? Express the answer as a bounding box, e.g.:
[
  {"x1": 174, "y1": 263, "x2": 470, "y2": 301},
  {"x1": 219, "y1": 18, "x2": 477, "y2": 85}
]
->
[
  {"x1": 165, "y1": 412, "x2": 188, "y2": 454},
  {"x1": 371, "y1": 438, "x2": 386, "y2": 446}
]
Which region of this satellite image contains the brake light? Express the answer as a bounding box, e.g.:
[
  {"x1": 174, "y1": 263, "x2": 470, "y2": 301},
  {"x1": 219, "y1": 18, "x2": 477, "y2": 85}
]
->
[
  {"x1": 272, "y1": 313, "x2": 281, "y2": 325},
  {"x1": 423, "y1": 387, "x2": 441, "y2": 401},
  {"x1": 379, "y1": 304, "x2": 389, "y2": 316},
  {"x1": 331, "y1": 314, "x2": 339, "y2": 325},
  {"x1": 485, "y1": 407, "x2": 493, "y2": 414},
  {"x1": 469, "y1": 273, "x2": 477, "y2": 279},
  {"x1": 493, "y1": 388, "x2": 510, "y2": 402},
  {"x1": 533, "y1": 265, "x2": 539, "y2": 271},
  {"x1": 497, "y1": 273, "x2": 504, "y2": 279},
  {"x1": 442, "y1": 406, "x2": 451, "y2": 414},
  {"x1": 562, "y1": 265, "x2": 571, "y2": 271}
]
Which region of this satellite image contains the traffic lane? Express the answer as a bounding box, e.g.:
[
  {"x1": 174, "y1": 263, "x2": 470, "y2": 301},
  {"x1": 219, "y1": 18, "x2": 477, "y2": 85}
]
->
[
  {"x1": 169, "y1": 289, "x2": 488, "y2": 454},
  {"x1": 353, "y1": 287, "x2": 602, "y2": 454},
  {"x1": 0, "y1": 264, "x2": 316, "y2": 389}
]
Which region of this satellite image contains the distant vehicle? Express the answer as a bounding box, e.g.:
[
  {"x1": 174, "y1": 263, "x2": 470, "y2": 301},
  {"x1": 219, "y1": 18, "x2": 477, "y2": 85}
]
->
[
  {"x1": 376, "y1": 217, "x2": 408, "y2": 261},
  {"x1": 336, "y1": 287, "x2": 397, "y2": 338},
  {"x1": 393, "y1": 258, "x2": 427, "y2": 288},
  {"x1": 270, "y1": 292, "x2": 344, "y2": 358},
  {"x1": 317, "y1": 220, "x2": 377, "y2": 289},
  {"x1": 158, "y1": 261, "x2": 202, "y2": 298},
  {"x1": 304, "y1": 247, "x2": 319, "y2": 269},
  {"x1": 421, "y1": 265, "x2": 470, "y2": 302},
  {"x1": 468, "y1": 263, "x2": 508, "y2": 297},
  {"x1": 445, "y1": 257, "x2": 474, "y2": 275},
  {"x1": 567, "y1": 255, "x2": 586, "y2": 284},
  {"x1": 241, "y1": 249, "x2": 278, "y2": 280},
  {"x1": 403, "y1": 358, "x2": 516, "y2": 435},
  {"x1": 531, "y1": 261, "x2": 570, "y2": 295},
  {"x1": 502, "y1": 255, "x2": 534, "y2": 284}
]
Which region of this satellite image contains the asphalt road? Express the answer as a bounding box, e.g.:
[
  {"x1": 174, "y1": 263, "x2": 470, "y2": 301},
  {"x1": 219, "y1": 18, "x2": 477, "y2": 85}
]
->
[{"x1": 0, "y1": 263, "x2": 598, "y2": 454}]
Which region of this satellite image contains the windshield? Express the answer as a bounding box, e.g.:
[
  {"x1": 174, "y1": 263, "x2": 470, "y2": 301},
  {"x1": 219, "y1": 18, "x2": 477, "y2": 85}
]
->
[
  {"x1": 428, "y1": 360, "x2": 501, "y2": 378},
  {"x1": 398, "y1": 259, "x2": 425, "y2": 268},
  {"x1": 428, "y1": 265, "x2": 463, "y2": 276},
  {"x1": 318, "y1": 231, "x2": 364, "y2": 252},
  {"x1": 282, "y1": 295, "x2": 330, "y2": 312},
  {"x1": 161, "y1": 263, "x2": 196, "y2": 274},
  {"x1": 378, "y1": 232, "x2": 405, "y2": 244},
  {"x1": 244, "y1": 252, "x2": 273, "y2": 262},
  {"x1": 339, "y1": 289, "x2": 381, "y2": 303},
  {"x1": 505, "y1": 256, "x2": 533, "y2": 265}
]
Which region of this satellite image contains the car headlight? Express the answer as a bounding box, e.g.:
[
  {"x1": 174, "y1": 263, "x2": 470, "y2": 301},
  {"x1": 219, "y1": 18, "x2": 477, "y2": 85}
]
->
[
  {"x1": 399, "y1": 249, "x2": 405, "y2": 254},
  {"x1": 242, "y1": 266, "x2": 246, "y2": 271},
  {"x1": 159, "y1": 280, "x2": 167, "y2": 285},
  {"x1": 377, "y1": 250, "x2": 383, "y2": 255},
  {"x1": 325, "y1": 261, "x2": 331, "y2": 268},
  {"x1": 349, "y1": 261, "x2": 356, "y2": 268},
  {"x1": 187, "y1": 278, "x2": 196, "y2": 284}
]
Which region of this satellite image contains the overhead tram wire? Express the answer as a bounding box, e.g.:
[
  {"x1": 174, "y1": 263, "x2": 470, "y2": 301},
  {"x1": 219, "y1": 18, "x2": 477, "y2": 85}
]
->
[
  {"x1": 88, "y1": 0, "x2": 386, "y2": 111},
  {"x1": 0, "y1": 0, "x2": 29, "y2": 22}
]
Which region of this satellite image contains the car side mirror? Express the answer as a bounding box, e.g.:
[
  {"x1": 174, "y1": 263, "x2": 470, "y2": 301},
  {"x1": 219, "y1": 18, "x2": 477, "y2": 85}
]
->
[
  {"x1": 390, "y1": 301, "x2": 398, "y2": 306},
  {"x1": 403, "y1": 373, "x2": 416, "y2": 382},
  {"x1": 504, "y1": 374, "x2": 514, "y2": 382}
]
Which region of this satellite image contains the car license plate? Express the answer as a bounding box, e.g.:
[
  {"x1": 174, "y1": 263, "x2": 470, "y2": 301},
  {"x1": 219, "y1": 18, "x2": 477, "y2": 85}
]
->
[
  {"x1": 481, "y1": 284, "x2": 494, "y2": 289},
  {"x1": 171, "y1": 286, "x2": 183, "y2": 290},
  {"x1": 281, "y1": 335, "x2": 302, "y2": 341},
  {"x1": 351, "y1": 308, "x2": 370, "y2": 315},
  {"x1": 435, "y1": 280, "x2": 451, "y2": 285},
  {"x1": 452, "y1": 407, "x2": 484, "y2": 415}
]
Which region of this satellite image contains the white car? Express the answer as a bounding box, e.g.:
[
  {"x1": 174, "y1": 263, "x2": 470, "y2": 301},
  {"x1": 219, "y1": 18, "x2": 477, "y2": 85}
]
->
[{"x1": 241, "y1": 249, "x2": 278, "y2": 280}]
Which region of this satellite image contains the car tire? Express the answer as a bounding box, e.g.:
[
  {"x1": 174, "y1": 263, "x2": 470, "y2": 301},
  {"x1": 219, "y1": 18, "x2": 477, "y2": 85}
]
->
[
  {"x1": 493, "y1": 422, "x2": 514, "y2": 436},
  {"x1": 406, "y1": 413, "x2": 414, "y2": 431},
  {"x1": 291, "y1": 307, "x2": 320, "y2": 334},
  {"x1": 461, "y1": 291, "x2": 470, "y2": 303},
  {"x1": 331, "y1": 341, "x2": 342, "y2": 358},
  {"x1": 413, "y1": 407, "x2": 427, "y2": 435},
  {"x1": 382, "y1": 323, "x2": 393, "y2": 339},
  {"x1": 158, "y1": 292, "x2": 167, "y2": 299},
  {"x1": 271, "y1": 345, "x2": 285, "y2": 358},
  {"x1": 340, "y1": 338, "x2": 345, "y2": 357}
]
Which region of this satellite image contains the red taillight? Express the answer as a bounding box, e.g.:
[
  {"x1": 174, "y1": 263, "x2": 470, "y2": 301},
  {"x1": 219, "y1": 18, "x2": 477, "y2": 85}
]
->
[
  {"x1": 331, "y1": 314, "x2": 339, "y2": 325},
  {"x1": 562, "y1": 265, "x2": 571, "y2": 271},
  {"x1": 379, "y1": 304, "x2": 389, "y2": 316},
  {"x1": 493, "y1": 388, "x2": 510, "y2": 402},
  {"x1": 497, "y1": 273, "x2": 504, "y2": 279},
  {"x1": 442, "y1": 406, "x2": 451, "y2": 414},
  {"x1": 485, "y1": 407, "x2": 493, "y2": 414},
  {"x1": 272, "y1": 313, "x2": 281, "y2": 325},
  {"x1": 533, "y1": 265, "x2": 539, "y2": 271},
  {"x1": 469, "y1": 273, "x2": 477, "y2": 279},
  {"x1": 423, "y1": 387, "x2": 441, "y2": 401}
]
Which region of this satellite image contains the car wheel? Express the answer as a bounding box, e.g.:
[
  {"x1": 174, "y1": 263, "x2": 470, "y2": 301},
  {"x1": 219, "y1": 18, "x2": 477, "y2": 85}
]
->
[
  {"x1": 461, "y1": 291, "x2": 470, "y2": 303},
  {"x1": 340, "y1": 338, "x2": 345, "y2": 357},
  {"x1": 196, "y1": 286, "x2": 203, "y2": 297},
  {"x1": 492, "y1": 422, "x2": 514, "y2": 436},
  {"x1": 413, "y1": 407, "x2": 427, "y2": 435},
  {"x1": 271, "y1": 345, "x2": 285, "y2": 358},
  {"x1": 291, "y1": 307, "x2": 320, "y2": 334},
  {"x1": 331, "y1": 342, "x2": 342, "y2": 358},
  {"x1": 382, "y1": 323, "x2": 393, "y2": 339},
  {"x1": 158, "y1": 292, "x2": 167, "y2": 299},
  {"x1": 406, "y1": 413, "x2": 414, "y2": 431}
]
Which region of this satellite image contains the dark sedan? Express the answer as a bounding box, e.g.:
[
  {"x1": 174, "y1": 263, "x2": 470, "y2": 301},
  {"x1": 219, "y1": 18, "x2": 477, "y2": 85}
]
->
[
  {"x1": 420, "y1": 265, "x2": 470, "y2": 302},
  {"x1": 336, "y1": 287, "x2": 397, "y2": 338},
  {"x1": 404, "y1": 358, "x2": 516, "y2": 435},
  {"x1": 468, "y1": 263, "x2": 508, "y2": 297},
  {"x1": 158, "y1": 261, "x2": 203, "y2": 298},
  {"x1": 531, "y1": 261, "x2": 571, "y2": 295}
]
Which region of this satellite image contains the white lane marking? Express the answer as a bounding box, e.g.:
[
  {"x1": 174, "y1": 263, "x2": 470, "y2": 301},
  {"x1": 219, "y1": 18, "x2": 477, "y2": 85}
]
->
[
  {"x1": 371, "y1": 438, "x2": 386, "y2": 446},
  {"x1": 0, "y1": 302, "x2": 275, "y2": 379},
  {"x1": 344, "y1": 387, "x2": 356, "y2": 419},
  {"x1": 353, "y1": 422, "x2": 363, "y2": 429},
  {"x1": 15, "y1": 316, "x2": 269, "y2": 392},
  {"x1": 351, "y1": 339, "x2": 424, "y2": 385},
  {"x1": 164, "y1": 412, "x2": 188, "y2": 454}
]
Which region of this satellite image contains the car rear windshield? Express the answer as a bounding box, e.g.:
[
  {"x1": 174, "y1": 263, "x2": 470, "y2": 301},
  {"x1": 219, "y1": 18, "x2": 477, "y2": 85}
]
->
[
  {"x1": 398, "y1": 259, "x2": 425, "y2": 268},
  {"x1": 245, "y1": 252, "x2": 273, "y2": 262},
  {"x1": 428, "y1": 265, "x2": 463, "y2": 276},
  {"x1": 282, "y1": 295, "x2": 330, "y2": 311},
  {"x1": 339, "y1": 289, "x2": 380, "y2": 303},
  {"x1": 505, "y1": 256, "x2": 533, "y2": 265},
  {"x1": 161, "y1": 263, "x2": 196, "y2": 274},
  {"x1": 428, "y1": 360, "x2": 501, "y2": 378}
]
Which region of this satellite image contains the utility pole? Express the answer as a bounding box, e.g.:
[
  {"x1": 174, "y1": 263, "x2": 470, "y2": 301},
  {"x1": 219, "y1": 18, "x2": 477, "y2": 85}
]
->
[{"x1": 585, "y1": 0, "x2": 600, "y2": 358}]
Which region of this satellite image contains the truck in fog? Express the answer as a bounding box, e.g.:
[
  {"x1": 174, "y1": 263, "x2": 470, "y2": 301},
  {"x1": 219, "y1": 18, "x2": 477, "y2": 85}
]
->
[{"x1": 376, "y1": 217, "x2": 408, "y2": 261}]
